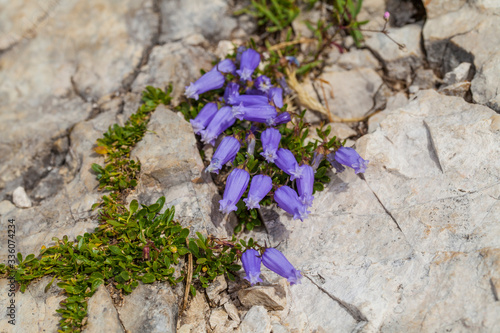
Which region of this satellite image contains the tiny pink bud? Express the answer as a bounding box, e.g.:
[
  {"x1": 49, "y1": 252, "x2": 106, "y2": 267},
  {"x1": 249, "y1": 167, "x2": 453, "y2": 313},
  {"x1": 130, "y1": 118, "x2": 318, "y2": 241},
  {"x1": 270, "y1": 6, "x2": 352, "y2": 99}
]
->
[{"x1": 384, "y1": 11, "x2": 390, "y2": 20}]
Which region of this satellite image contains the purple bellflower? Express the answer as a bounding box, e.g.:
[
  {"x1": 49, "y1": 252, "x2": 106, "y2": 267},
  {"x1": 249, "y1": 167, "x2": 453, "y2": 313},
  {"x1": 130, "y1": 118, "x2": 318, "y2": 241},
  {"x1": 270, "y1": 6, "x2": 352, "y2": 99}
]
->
[
  {"x1": 260, "y1": 128, "x2": 281, "y2": 163},
  {"x1": 266, "y1": 112, "x2": 291, "y2": 127},
  {"x1": 230, "y1": 94, "x2": 269, "y2": 106},
  {"x1": 296, "y1": 165, "x2": 314, "y2": 207},
  {"x1": 232, "y1": 104, "x2": 277, "y2": 122},
  {"x1": 275, "y1": 148, "x2": 304, "y2": 180},
  {"x1": 334, "y1": 147, "x2": 369, "y2": 174},
  {"x1": 206, "y1": 136, "x2": 241, "y2": 174},
  {"x1": 326, "y1": 152, "x2": 345, "y2": 173},
  {"x1": 274, "y1": 185, "x2": 310, "y2": 221},
  {"x1": 215, "y1": 59, "x2": 236, "y2": 74},
  {"x1": 243, "y1": 105, "x2": 278, "y2": 123},
  {"x1": 236, "y1": 49, "x2": 260, "y2": 81},
  {"x1": 255, "y1": 75, "x2": 272, "y2": 93},
  {"x1": 189, "y1": 102, "x2": 218, "y2": 135},
  {"x1": 311, "y1": 152, "x2": 324, "y2": 172},
  {"x1": 224, "y1": 82, "x2": 240, "y2": 105},
  {"x1": 285, "y1": 56, "x2": 300, "y2": 66},
  {"x1": 185, "y1": 69, "x2": 225, "y2": 100},
  {"x1": 236, "y1": 46, "x2": 247, "y2": 65},
  {"x1": 268, "y1": 87, "x2": 283, "y2": 108},
  {"x1": 200, "y1": 106, "x2": 236, "y2": 145},
  {"x1": 262, "y1": 248, "x2": 302, "y2": 285},
  {"x1": 241, "y1": 249, "x2": 263, "y2": 285},
  {"x1": 219, "y1": 168, "x2": 250, "y2": 214},
  {"x1": 243, "y1": 174, "x2": 272, "y2": 209}
]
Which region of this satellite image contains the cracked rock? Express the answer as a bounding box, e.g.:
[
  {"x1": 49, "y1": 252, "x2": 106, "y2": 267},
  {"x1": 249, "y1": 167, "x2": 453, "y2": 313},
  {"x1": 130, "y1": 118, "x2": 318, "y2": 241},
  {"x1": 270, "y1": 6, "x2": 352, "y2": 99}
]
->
[
  {"x1": 223, "y1": 302, "x2": 240, "y2": 323},
  {"x1": 116, "y1": 283, "x2": 178, "y2": 333},
  {"x1": 209, "y1": 308, "x2": 228, "y2": 330},
  {"x1": 238, "y1": 306, "x2": 272, "y2": 333},
  {"x1": 206, "y1": 275, "x2": 228, "y2": 303},
  {"x1": 365, "y1": 23, "x2": 424, "y2": 81},
  {"x1": 127, "y1": 106, "x2": 236, "y2": 237},
  {"x1": 238, "y1": 285, "x2": 287, "y2": 311},
  {"x1": 85, "y1": 285, "x2": 124, "y2": 333}
]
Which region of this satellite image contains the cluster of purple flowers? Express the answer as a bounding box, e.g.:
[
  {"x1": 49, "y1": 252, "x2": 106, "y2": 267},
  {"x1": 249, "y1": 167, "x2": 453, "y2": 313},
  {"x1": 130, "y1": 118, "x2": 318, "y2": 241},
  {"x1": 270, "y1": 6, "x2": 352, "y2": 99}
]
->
[
  {"x1": 185, "y1": 47, "x2": 369, "y2": 221},
  {"x1": 242, "y1": 248, "x2": 302, "y2": 286}
]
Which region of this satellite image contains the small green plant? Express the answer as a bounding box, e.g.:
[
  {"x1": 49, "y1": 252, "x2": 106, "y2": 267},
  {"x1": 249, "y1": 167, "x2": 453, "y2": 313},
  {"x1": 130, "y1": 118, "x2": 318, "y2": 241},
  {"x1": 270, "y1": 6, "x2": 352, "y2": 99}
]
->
[
  {"x1": 238, "y1": 0, "x2": 300, "y2": 33},
  {"x1": 7, "y1": 86, "x2": 243, "y2": 332}
]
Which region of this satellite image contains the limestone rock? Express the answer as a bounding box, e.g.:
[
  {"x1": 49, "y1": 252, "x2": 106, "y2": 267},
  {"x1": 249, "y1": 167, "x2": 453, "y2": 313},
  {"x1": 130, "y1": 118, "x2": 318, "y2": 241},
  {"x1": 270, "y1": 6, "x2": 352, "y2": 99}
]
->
[
  {"x1": 0, "y1": 276, "x2": 64, "y2": 333},
  {"x1": 117, "y1": 283, "x2": 178, "y2": 333},
  {"x1": 84, "y1": 285, "x2": 124, "y2": 333},
  {"x1": 209, "y1": 308, "x2": 228, "y2": 330},
  {"x1": 315, "y1": 68, "x2": 383, "y2": 119},
  {"x1": 128, "y1": 106, "x2": 235, "y2": 237},
  {"x1": 423, "y1": 3, "x2": 500, "y2": 110},
  {"x1": 130, "y1": 42, "x2": 215, "y2": 104},
  {"x1": 255, "y1": 90, "x2": 500, "y2": 331},
  {"x1": 443, "y1": 62, "x2": 472, "y2": 86},
  {"x1": 238, "y1": 285, "x2": 287, "y2": 311},
  {"x1": 159, "y1": 0, "x2": 237, "y2": 43},
  {"x1": 238, "y1": 306, "x2": 271, "y2": 333},
  {"x1": 12, "y1": 187, "x2": 32, "y2": 208},
  {"x1": 179, "y1": 292, "x2": 209, "y2": 333},
  {"x1": 365, "y1": 24, "x2": 424, "y2": 80},
  {"x1": 206, "y1": 275, "x2": 228, "y2": 303},
  {"x1": 224, "y1": 302, "x2": 240, "y2": 323}
]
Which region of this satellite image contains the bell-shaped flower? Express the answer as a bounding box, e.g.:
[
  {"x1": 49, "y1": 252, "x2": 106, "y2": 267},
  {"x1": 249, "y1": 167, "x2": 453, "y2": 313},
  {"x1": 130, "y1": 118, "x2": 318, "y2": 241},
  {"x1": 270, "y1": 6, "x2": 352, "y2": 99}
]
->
[
  {"x1": 224, "y1": 82, "x2": 240, "y2": 105},
  {"x1": 236, "y1": 49, "x2": 260, "y2": 81},
  {"x1": 311, "y1": 152, "x2": 324, "y2": 172},
  {"x1": 260, "y1": 128, "x2": 281, "y2": 163},
  {"x1": 296, "y1": 165, "x2": 314, "y2": 207},
  {"x1": 243, "y1": 174, "x2": 272, "y2": 209},
  {"x1": 274, "y1": 185, "x2": 310, "y2": 221},
  {"x1": 206, "y1": 136, "x2": 241, "y2": 174},
  {"x1": 326, "y1": 152, "x2": 345, "y2": 173},
  {"x1": 215, "y1": 59, "x2": 236, "y2": 74},
  {"x1": 334, "y1": 147, "x2": 369, "y2": 174},
  {"x1": 262, "y1": 248, "x2": 302, "y2": 285},
  {"x1": 190, "y1": 103, "x2": 218, "y2": 134},
  {"x1": 219, "y1": 168, "x2": 250, "y2": 214},
  {"x1": 255, "y1": 75, "x2": 272, "y2": 93},
  {"x1": 242, "y1": 105, "x2": 278, "y2": 123},
  {"x1": 229, "y1": 94, "x2": 270, "y2": 108},
  {"x1": 268, "y1": 87, "x2": 283, "y2": 108},
  {"x1": 200, "y1": 106, "x2": 236, "y2": 146},
  {"x1": 185, "y1": 69, "x2": 225, "y2": 100},
  {"x1": 275, "y1": 148, "x2": 303, "y2": 180},
  {"x1": 241, "y1": 249, "x2": 263, "y2": 285},
  {"x1": 266, "y1": 112, "x2": 291, "y2": 127},
  {"x1": 236, "y1": 46, "x2": 247, "y2": 65}
]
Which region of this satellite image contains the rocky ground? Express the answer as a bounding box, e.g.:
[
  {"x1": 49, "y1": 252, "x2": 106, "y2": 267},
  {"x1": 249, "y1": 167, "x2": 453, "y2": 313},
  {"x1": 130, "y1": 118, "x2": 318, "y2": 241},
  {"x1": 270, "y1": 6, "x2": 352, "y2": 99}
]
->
[{"x1": 0, "y1": 0, "x2": 499, "y2": 332}]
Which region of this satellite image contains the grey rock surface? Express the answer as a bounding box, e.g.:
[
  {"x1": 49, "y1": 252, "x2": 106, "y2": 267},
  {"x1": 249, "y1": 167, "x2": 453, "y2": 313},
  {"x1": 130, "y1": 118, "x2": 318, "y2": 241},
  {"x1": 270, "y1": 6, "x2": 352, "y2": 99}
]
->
[
  {"x1": 84, "y1": 285, "x2": 124, "y2": 333},
  {"x1": 257, "y1": 90, "x2": 500, "y2": 332},
  {"x1": 118, "y1": 283, "x2": 178, "y2": 333},
  {"x1": 316, "y1": 68, "x2": 383, "y2": 119},
  {"x1": 12, "y1": 187, "x2": 31, "y2": 208},
  {"x1": 128, "y1": 106, "x2": 235, "y2": 237},
  {"x1": 238, "y1": 305, "x2": 272, "y2": 333},
  {"x1": 423, "y1": 2, "x2": 500, "y2": 111},
  {"x1": 238, "y1": 285, "x2": 287, "y2": 311},
  {"x1": 365, "y1": 24, "x2": 424, "y2": 81},
  {"x1": 159, "y1": 0, "x2": 237, "y2": 43},
  {"x1": 0, "y1": 276, "x2": 64, "y2": 332}
]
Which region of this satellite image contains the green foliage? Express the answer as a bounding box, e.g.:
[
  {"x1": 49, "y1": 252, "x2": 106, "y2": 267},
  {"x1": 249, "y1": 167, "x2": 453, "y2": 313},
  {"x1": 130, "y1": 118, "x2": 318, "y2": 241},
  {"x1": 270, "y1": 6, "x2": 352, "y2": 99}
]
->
[
  {"x1": 7, "y1": 84, "x2": 241, "y2": 332},
  {"x1": 237, "y1": 0, "x2": 300, "y2": 33}
]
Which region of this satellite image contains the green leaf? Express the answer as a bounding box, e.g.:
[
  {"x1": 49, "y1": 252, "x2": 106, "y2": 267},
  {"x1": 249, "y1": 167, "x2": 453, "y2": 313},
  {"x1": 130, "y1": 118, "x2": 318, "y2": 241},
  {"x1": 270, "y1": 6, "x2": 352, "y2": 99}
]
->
[
  {"x1": 129, "y1": 200, "x2": 139, "y2": 214},
  {"x1": 119, "y1": 271, "x2": 130, "y2": 281},
  {"x1": 196, "y1": 258, "x2": 207, "y2": 264},
  {"x1": 142, "y1": 273, "x2": 156, "y2": 284}
]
